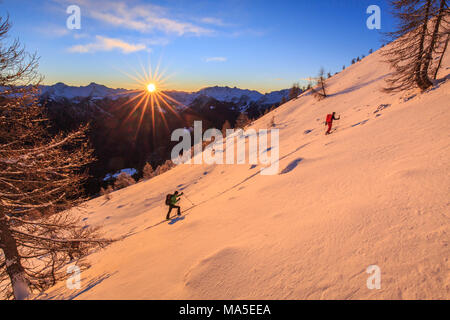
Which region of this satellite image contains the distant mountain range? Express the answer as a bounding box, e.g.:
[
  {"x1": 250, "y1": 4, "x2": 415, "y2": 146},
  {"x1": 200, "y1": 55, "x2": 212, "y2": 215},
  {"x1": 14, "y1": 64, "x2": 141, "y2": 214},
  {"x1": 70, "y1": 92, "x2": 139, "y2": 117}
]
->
[{"x1": 39, "y1": 82, "x2": 289, "y2": 111}]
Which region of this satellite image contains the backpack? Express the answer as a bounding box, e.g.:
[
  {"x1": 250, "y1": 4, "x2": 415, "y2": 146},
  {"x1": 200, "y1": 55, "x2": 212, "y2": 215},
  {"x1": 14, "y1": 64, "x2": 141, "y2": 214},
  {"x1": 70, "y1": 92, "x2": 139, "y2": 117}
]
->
[
  {"x1": 326, "y1": 114, "x2": 333, "y2": 123},
  {"x1": 165, "y1": 194, "x2": 172, "y2": 206}
]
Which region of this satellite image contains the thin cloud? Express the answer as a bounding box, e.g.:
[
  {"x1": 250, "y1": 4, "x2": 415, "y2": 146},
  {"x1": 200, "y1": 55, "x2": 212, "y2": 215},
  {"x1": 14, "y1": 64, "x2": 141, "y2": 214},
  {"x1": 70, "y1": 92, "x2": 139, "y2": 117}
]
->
[
  {"x1": 73, "y1": 33, "x2": 90, "y2": 39},
  {"x1": 205, "y1": 57, "x2": 227, "y2": 62},
  {"x1": 68, "y1": 35, "x2": 146, "y2": 54},
  {"x1": 200, "y1": 17, "x2": 228, "y2": 27},
  {"x1": 36, "y1": 25, "x2": 69, "y2": 38},
  {"x1": 229, "y1": 28, "x2": 266, "y2": 38},
  {"x1": 65, "y1": 0, "x2": 214, "y2": 36}
]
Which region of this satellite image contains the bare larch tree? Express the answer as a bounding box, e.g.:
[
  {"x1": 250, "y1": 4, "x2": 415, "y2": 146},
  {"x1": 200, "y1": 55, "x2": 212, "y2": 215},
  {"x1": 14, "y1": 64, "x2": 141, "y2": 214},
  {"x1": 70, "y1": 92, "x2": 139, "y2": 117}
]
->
[
  {"x1": 420, "y1": 0, "x2": 449, "y2": 86},
  {"x1": 311, "y1": 67, "x2": 328, "y2": 100},
  {"x1": 288, "y1": 83, "x2": 301, "y2": 100},
  {"x1": 0, "y1": 16, "x2": 111, "y2": 300},
  {"x1": 383, "y1": 0, "x2": 449, "y2": 92}
]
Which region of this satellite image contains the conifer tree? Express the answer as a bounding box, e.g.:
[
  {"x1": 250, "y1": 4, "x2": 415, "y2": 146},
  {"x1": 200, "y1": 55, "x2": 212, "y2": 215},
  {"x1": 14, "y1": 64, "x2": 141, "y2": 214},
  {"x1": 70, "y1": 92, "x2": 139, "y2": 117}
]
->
[{"x1": 383, "y1": 0, "x2": 448, "y2": 91}]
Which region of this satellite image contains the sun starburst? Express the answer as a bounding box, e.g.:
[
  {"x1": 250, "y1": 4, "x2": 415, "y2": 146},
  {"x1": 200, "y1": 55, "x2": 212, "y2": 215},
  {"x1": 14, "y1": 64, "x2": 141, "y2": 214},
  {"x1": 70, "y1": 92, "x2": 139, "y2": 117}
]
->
[
  {"x1": 147, "y1": 83, "x2": 156, "y2": 93},
  {"x1": 115, "y1": 56, "x2": 188, "y2": 140}
]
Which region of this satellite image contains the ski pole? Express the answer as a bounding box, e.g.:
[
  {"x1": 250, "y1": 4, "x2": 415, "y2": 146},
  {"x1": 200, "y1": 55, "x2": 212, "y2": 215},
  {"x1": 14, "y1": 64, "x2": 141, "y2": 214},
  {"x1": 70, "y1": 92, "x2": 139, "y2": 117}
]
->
[{"x1": 183, "y1": 194, "x2": 195, "y2": 206}]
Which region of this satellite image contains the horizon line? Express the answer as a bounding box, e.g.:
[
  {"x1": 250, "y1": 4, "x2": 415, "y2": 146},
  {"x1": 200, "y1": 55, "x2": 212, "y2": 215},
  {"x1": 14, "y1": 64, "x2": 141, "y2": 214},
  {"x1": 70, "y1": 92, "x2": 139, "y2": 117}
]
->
[{"x1": 39, "y1": 81, "x2": 299, "y2": 94}]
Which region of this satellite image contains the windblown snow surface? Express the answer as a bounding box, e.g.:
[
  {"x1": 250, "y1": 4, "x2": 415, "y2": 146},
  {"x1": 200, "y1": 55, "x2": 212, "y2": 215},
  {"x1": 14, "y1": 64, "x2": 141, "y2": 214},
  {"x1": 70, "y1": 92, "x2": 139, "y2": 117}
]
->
[{"x1": 38, "y1": 44, "x2": 449, "y2": 300}]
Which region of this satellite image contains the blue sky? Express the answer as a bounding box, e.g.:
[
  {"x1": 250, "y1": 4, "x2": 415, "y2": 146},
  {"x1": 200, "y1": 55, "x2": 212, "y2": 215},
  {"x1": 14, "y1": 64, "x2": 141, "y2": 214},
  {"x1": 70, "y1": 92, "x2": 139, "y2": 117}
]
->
[{"x1": 2, "y1": 0, "x2": 395, "y2": 92}]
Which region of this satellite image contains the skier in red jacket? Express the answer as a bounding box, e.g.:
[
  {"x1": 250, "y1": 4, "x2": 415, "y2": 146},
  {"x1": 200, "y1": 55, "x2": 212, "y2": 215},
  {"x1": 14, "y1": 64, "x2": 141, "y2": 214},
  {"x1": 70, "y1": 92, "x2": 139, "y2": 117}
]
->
[{"x1": 325, "y1": 112, "x2": 340, "y2": 135}]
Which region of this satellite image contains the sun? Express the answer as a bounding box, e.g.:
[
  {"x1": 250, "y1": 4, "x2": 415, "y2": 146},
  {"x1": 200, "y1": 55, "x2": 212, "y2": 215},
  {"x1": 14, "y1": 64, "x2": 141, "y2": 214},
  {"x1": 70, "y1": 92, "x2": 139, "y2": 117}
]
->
[
  {"x1": 115, "y1": 56, "x2": 189, "y2": 141},
  {"x1": 147, "y1": 83, "x2": 156, "y2": 93}
]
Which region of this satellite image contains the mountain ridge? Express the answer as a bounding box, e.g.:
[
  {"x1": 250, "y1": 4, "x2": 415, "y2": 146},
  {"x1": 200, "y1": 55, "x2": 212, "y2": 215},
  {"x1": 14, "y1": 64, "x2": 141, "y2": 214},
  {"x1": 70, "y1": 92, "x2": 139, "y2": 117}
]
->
[{"x1": 39, "y1": 82, "x2": 290, "y2": 108}]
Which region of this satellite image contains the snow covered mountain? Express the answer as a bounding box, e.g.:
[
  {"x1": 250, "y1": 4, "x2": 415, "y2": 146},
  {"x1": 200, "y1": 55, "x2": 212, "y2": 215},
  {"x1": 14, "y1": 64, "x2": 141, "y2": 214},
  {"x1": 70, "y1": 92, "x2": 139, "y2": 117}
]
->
[
  {"x1": 40, "y1": 82, "x2": 131, "y2": 101},
  {"x1": 36, "y1": 40, "x2": 449, "y2": 300},
  {"x1": 39, "y1": 83, "x2": 289, "y2": 109},
  {"x1": 197, "y1": 86, "x2": 263, "y2": 102}
]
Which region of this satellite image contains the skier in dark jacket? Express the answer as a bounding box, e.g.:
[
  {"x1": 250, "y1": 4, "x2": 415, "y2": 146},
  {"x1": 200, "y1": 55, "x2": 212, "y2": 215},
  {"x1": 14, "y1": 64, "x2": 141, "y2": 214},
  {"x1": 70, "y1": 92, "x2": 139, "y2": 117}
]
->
[
  {"x1": 166, "y1": 191, "x2": 184, "y2": 220},
  {"x1": 325, "y1": 112, "x2": 340, "y2": 135}
]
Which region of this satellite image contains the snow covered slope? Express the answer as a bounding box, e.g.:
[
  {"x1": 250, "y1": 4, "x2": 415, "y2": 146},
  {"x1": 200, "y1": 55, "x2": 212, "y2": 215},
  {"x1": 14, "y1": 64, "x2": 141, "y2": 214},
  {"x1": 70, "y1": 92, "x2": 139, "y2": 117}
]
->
[{"x1": 38, "y1": 45, "x2": 449, "y2": 300}]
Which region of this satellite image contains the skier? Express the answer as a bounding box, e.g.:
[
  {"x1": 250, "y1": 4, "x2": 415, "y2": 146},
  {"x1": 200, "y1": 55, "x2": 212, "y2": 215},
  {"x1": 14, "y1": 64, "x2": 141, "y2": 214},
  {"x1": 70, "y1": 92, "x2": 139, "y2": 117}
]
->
[
  {"x1": 325, "y1": 112, "x2": 340, "y2": 135},
  {"x1": 166, "y1": 191, "x2": 184, "y2": 220}
]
